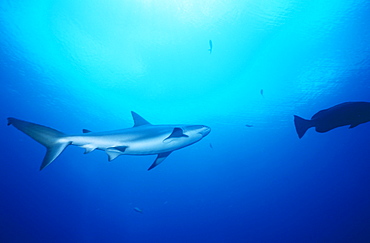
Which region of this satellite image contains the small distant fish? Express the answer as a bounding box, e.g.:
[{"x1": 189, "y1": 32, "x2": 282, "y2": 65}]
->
[
  {"x1": 208, "y1": 40, "x2": 213, "y2": 54},
  {"x1": 134, "y1": 207, "x2": 143, "y2": 214},
  {"x1": 260, "y1": 89, "x2": 264, "y2": 97},
  {"x1": 209, "y1": 143, "x2": 213, "y2": 149},
  {"x1": 245, "y1": 124, "x2": 253, "y2": 128},
  {"x1": 294, "y1": 101, "x2": 370, "y2": 138}
]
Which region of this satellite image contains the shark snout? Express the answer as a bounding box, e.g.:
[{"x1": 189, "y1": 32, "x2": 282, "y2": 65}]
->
[{"x1": 199, "y1": 126, "x2": 211, "y2": 137}]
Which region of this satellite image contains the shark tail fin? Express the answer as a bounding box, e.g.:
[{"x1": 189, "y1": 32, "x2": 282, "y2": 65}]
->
[
  {"x1": 7, "y1": 118, "x2": 71, "y2": 170},
  {"x1": 293, "y1": 115, "x2": 313, "y2": 139}
]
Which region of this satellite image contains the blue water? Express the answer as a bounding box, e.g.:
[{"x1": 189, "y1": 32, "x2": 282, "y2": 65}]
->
[{"x1": 1, "y1": 1, "x2": 370, "y2": 242}]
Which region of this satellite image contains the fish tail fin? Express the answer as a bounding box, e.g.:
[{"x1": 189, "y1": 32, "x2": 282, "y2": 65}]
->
[
  {"x1": 293, "y1": 115, "x2": 313, "y2": 139},
  {"x1": 7, "y1": 118, "x2": 71, "y2": 170}
]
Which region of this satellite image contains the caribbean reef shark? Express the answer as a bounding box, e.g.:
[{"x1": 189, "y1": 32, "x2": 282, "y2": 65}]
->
[{"x1": 7, "y1": 112, "x2": 211, "y2": 171}]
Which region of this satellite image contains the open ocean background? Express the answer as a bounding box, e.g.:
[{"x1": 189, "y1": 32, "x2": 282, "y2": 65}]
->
[{"x1": 1, "y1": 1, "x2": 370, "y2": 242}]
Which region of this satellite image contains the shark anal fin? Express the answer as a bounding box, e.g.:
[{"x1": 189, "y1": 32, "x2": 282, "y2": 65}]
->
[
  {"x1": 81, "y1": 144, "x2": 96, "y2": 154},
  {"x1": 148, "y1": 152, "x2": 172, "y2": 171},
  {"x1": 82, "y1": 129, "x2": 92, "y2": 133}
]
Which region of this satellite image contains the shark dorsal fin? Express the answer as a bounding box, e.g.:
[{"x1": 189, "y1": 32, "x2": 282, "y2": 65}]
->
[{"x1": 131, "y1": 111, "x2": 151, "y2": 127}]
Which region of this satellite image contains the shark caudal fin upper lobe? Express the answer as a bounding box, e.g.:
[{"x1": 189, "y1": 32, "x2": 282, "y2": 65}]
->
[
  {"x1": 293, "y1": 115, "x2": 313, "y2": 139},
  {"x1": 7, "y1": 118, "x2": 71, "y2": 170}
]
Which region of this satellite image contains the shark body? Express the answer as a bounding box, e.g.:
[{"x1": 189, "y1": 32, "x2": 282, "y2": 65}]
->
[{"x1": 7, "y1": 112, "x2": 211, "y2": 171}]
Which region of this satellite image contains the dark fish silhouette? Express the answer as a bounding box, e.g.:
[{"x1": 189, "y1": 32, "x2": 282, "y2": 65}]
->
[
  {"x1": 245, "y1": 124, "x2": 253, "y2": 128},
  {"x1": 294, "y1": 102, "x2": 370, "y2": 138},
  {"x1": 260, "y1": 89, "x2": 264, "y2": 97}
]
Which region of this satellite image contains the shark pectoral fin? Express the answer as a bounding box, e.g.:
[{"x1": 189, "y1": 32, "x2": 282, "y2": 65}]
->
[
  {"x1": 163, "y1": 128, "x2": 189, "y2": 142},
  {"x1": 82, "y1": 129, "x2": 92, "y2": 133},
  {"x1": 81, "y1": 144, "x2": 96, "y2": 154},
  {"x1": 148, "y1": 152, "x2": 172, "y2": 171}
]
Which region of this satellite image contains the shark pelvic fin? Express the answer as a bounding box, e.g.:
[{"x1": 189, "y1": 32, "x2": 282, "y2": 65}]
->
[
  {"x1": 106, "y1": 150, "x2": 121, "y2": 161},
  {"x1": 148, "y1": 152, "x2": 172, "y2": 170},
  {"x1": 131, "y1": 111, "x2": 151, "y2": 127},
  {"x1": 112, "y1": 146, "x2": 128, "y2": 152},
  {"x1": 105, "y1": 146, "x2": 128, "y2": 161}
]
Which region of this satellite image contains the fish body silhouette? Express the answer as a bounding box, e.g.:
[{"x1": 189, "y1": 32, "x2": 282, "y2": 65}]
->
[
  {"x1": 208, "y1": 40, "x2": 213, "y2": 54},
  {"x1": 294, "y1": 102, "x2": 370, "y2": 138},
  {"x1": 134, "y1": 207, "x2": 143, "y2": 214}
]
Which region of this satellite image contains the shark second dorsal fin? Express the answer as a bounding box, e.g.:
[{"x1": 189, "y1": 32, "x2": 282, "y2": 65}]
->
[{"x1": 131, "y1": 111, "x2": 151, "y2": 127}]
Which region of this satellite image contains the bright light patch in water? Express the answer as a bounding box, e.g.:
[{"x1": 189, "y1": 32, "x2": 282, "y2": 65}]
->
[{"x1": 0, "y1": 0, "x2": 367, "y2": 122}]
